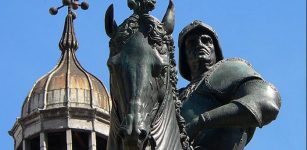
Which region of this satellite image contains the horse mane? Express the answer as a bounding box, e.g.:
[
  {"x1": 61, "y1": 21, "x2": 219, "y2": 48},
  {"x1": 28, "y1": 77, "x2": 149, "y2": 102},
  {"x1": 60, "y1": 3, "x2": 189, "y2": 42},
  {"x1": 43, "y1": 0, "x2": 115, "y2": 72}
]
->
[
  {"x1": 109, "y1": 13, "x2": 190, "y2": 150},
  {"x1": 110, "y1": 13, "x2": 168, "y2": 54},
  {"x1": 167, "y1": 31, "x2": 191, "y2": 150}
]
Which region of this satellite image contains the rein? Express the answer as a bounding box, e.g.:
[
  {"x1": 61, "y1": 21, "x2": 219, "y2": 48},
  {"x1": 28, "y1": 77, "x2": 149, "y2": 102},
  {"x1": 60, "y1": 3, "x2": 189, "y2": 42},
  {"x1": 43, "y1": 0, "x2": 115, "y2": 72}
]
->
[{"x1": 146, "y1": 60, "x2": 172, "y2": 149}]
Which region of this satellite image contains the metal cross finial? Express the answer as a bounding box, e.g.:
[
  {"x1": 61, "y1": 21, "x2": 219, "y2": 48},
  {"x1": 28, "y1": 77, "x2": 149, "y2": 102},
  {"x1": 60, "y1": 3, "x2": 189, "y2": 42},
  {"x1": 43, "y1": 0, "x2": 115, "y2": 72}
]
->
[{"x1": 49, "y1": 0, "x2": 89, "y2": 19}]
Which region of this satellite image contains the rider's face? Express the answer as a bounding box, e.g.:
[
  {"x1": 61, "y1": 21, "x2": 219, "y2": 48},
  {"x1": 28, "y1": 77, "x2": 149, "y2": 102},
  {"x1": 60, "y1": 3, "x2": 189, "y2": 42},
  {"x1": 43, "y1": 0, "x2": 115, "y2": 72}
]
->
[{"x1": 184, "y1": 32, "x2": 216, "y2": 72}]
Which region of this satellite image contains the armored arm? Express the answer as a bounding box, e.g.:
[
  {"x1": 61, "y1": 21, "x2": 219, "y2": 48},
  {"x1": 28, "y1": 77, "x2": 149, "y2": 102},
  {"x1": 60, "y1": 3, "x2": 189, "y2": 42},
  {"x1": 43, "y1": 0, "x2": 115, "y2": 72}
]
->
[
  {"x1": 186, "y1": 59, "x2": 281, "y2": 139},
  {"x1": 196, "y1": 79, "x2": 281, "y2": 128}
]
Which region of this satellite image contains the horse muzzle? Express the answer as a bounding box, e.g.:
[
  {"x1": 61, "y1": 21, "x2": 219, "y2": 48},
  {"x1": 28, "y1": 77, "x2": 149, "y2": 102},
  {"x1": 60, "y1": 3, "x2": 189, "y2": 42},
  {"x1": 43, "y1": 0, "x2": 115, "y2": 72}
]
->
[{"x1": 118, "y1": 113, "x2": 150, "y2": 149}]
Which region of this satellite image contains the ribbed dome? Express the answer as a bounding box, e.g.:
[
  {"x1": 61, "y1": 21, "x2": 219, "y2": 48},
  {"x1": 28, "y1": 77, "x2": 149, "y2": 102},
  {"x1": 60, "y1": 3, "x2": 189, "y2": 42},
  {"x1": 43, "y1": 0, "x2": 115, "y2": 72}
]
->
[{"x1": 21, "y1": 13, "x2": 111, "y2": 118}]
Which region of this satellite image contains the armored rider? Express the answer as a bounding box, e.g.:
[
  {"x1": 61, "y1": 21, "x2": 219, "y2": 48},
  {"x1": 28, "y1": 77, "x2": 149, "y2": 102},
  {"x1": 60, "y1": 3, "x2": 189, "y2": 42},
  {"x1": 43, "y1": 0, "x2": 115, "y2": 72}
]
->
[{"x1": 178, "y1": 20, "x2": 281, "y2": 150}]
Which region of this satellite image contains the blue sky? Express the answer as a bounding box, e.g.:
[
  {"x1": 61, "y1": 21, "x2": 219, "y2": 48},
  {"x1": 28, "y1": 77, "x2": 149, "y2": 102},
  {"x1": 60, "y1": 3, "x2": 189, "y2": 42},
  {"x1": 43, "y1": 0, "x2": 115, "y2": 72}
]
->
[{"x1": 0, "y1": 0, "x2": 305, "y2": 149}]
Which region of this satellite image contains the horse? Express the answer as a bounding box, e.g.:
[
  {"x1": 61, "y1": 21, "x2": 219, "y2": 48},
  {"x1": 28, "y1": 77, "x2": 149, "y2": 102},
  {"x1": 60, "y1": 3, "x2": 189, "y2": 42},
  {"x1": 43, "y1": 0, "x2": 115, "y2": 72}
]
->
[{"x1": 104, "y1": 0, "x2": 189, "y2": 149}]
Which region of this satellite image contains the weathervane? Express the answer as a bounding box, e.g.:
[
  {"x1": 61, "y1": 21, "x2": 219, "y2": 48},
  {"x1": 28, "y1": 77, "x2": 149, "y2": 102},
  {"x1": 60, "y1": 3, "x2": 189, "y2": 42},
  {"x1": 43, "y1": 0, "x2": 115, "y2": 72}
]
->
[{"x1": 49, "y1": 0, "x2": 89, "y2": 19}]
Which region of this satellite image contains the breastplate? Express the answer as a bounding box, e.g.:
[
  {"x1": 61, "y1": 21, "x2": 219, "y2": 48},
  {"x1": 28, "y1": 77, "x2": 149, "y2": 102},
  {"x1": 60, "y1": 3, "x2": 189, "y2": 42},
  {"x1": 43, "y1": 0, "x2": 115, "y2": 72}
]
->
[{"x1": 181, "y1": 86, "x2": 221, "y2": 123}]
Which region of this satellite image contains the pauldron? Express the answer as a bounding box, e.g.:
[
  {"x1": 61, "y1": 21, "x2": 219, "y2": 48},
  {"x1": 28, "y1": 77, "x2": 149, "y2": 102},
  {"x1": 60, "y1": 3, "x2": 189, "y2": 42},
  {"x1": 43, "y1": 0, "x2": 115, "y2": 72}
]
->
[
  {"x1": 198, "y1": 58, "x2": 262, "y2": 101},
  {"x1": 180, "y1": 58, "x2": 262, "y2": 102}
]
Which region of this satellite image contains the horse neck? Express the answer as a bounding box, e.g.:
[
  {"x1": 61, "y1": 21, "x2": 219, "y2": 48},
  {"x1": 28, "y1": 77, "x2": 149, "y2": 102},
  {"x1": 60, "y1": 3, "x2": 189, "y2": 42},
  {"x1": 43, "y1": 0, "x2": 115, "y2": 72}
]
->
[{"x1": 150, "y1": 88, "x2": 182, "y2": 150}]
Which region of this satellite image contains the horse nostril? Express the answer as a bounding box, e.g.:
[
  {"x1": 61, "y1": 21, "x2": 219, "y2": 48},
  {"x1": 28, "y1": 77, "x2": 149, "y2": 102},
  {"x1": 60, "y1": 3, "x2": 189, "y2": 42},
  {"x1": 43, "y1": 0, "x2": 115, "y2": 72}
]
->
[{"x1": 139, "y1": 129, "x2": 148, "y2": 140}]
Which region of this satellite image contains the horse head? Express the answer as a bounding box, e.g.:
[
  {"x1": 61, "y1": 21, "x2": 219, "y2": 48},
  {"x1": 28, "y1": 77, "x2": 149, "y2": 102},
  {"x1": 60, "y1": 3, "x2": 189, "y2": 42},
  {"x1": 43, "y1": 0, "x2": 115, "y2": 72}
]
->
[
  {"x1": 105, "y1": 1, "x2": 176, "y2": 149},
  {"x1": 105, "y1": 0, "x2": 174, "y2": 37}
]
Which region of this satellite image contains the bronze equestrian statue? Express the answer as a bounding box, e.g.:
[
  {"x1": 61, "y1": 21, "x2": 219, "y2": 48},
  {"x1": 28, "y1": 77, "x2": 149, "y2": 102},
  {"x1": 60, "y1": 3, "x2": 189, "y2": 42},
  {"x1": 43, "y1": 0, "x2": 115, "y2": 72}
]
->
[
  {"x1": 104, "y1": 0, "x2": 281, "y2": 149},
  {"x1": 105, "y1": 0, "x2": 190, "y2": 149},
  {"x1": 178, "y1": 20, "x2": 281, "y2": 150}
]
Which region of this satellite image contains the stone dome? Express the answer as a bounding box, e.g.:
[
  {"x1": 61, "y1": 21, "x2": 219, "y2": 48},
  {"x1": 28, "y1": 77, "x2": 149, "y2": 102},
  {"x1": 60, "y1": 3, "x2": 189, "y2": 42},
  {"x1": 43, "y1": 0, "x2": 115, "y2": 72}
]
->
[{"x1": 21, "y1": 14, "x2": 111, "y2": 118}]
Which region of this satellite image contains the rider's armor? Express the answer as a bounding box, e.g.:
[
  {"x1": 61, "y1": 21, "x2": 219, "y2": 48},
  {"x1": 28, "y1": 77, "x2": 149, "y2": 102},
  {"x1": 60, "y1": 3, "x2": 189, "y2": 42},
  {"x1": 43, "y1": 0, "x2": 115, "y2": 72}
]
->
[{"x1": 179, "y1": 58, "x2": 281, "y2": 150}]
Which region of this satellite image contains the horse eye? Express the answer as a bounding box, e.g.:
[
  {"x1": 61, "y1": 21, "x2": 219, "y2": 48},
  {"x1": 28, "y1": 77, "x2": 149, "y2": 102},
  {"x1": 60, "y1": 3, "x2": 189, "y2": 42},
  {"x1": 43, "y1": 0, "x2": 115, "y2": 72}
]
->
[
  {"x1": 152, "y1": 64, "x2": 168, "y2": 77},
  {"x1": 107, "y1": 61, "x2": 114, "y2": 73},
  {"x1": 107, "y1": 58, "x2": 118, "y2": 74}
]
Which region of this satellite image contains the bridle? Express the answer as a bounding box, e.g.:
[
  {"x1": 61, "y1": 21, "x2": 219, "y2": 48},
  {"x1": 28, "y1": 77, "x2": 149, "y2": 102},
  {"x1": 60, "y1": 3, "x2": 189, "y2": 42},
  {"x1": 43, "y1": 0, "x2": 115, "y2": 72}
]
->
[{"x1": 143, "y1": 49, "x2": 172, "y2": 150}]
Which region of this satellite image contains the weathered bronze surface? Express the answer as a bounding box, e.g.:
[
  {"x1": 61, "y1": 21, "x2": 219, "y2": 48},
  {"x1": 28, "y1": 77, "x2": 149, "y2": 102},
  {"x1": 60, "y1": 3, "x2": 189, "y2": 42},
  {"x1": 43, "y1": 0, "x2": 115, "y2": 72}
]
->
[
  {"x1": 105, "y1": 0, "x2": 190, "y2": 150},
  {"x1": 178, "y1": 21, "x2": 281, "y2": 150}
]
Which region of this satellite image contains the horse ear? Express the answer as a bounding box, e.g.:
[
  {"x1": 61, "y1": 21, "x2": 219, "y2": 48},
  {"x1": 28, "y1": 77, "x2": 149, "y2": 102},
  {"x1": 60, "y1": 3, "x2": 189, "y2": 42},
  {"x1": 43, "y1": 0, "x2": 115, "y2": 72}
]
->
[
  {"x1": 105, "y1": 4, "x2": 118, "y2": 38},
  {"x1": 162, "y1": 0, "x2": 175, "y2": 35}
]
